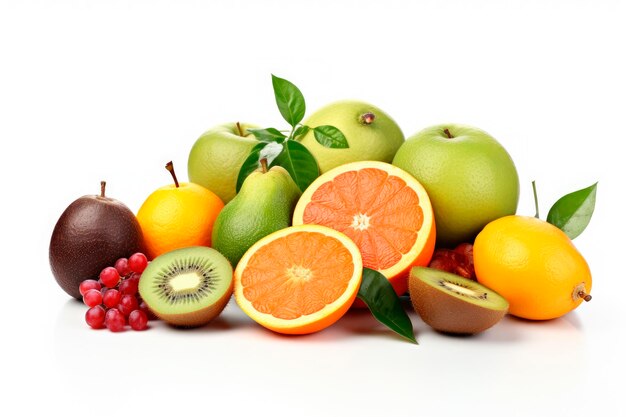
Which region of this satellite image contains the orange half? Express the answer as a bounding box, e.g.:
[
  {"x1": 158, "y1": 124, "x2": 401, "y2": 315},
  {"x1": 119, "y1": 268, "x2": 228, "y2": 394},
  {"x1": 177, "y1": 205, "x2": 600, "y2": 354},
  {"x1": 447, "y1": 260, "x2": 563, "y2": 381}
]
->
[
  {"x1": 234, "y1": 225, "x2": 363, "y2": 335},
  {"x1": 293, "y1": 161, "x2": 436, "y2": 297}
]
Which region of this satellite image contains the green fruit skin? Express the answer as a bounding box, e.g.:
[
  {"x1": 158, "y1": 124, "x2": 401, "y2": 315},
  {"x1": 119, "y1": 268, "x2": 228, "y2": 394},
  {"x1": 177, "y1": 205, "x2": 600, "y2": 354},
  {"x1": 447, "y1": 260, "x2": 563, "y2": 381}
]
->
[
  {"x1": 393, "y1": 124, "x2": 519, "y2": 248},
  {"x1": 211, "y1": 166, "x2": 302, "y2": 267},
  {"x1": 188, "y1": 122, "x2": 258, "y2": 203},
  {"x1": 299, "y1": 100, "x2": 405, "y2": 173}
]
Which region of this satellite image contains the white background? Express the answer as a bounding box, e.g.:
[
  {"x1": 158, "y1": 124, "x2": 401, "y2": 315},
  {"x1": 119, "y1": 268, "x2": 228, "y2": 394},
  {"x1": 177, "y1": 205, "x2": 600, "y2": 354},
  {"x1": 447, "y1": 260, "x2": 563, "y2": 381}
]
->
[{"x1": 1, "y1": 1, "x2": 624, "y2": 416}]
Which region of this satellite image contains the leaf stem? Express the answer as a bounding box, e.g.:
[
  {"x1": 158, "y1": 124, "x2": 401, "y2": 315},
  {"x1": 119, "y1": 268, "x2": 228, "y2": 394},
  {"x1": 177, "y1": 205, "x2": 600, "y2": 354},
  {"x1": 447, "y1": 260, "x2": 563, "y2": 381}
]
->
[
  {"x1": 287, "y1": 125, "x2": 296, "y2": 141},
  {"x1": 532, "y1": 180, "x2": 540, "y2": 219}
]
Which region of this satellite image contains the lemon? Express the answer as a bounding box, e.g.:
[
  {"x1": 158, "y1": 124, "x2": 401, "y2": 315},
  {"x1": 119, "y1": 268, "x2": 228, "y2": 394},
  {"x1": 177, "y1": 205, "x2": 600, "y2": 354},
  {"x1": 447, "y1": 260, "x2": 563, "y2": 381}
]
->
[{"x1": 473, "y1": 215, "x2": 592, "y2": 320}]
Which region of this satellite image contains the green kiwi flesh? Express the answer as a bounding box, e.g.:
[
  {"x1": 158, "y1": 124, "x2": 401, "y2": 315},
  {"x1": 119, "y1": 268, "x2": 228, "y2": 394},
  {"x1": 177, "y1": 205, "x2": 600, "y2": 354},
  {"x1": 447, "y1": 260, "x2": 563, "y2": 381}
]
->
[
  {"x1": 138, "y1": 246, "x2": 233, "y2": 327},
  {"x1": 409, "y1": 266, "x2": 508, "y2": 334}
]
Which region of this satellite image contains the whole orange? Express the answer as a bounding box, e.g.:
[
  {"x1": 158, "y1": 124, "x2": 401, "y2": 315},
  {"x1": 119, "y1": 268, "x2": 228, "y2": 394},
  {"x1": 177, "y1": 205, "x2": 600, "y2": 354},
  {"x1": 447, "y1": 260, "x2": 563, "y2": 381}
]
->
[
  {"x1": 137, "y1": 163, "x2": 224, "y2": 259},
  {"x1": 473, "y1": 215, "x2": 592, "y2": 320}
]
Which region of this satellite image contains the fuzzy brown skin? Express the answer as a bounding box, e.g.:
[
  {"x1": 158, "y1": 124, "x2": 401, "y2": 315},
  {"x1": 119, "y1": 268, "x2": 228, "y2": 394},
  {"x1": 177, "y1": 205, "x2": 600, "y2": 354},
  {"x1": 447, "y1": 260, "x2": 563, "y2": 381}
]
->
[
  {"x1": 409, "y1": 268, "x2": 507, "y2": 334},
  {"x1": 50, "y1": 192, "x2": 143, "y2": 299}
]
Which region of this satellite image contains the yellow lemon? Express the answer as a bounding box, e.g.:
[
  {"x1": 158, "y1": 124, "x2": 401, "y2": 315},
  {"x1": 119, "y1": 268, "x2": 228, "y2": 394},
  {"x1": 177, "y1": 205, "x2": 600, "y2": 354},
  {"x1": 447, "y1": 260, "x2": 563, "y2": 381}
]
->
[{"x1": 473, "y1": 215, "x2": 592, "y2": 320}]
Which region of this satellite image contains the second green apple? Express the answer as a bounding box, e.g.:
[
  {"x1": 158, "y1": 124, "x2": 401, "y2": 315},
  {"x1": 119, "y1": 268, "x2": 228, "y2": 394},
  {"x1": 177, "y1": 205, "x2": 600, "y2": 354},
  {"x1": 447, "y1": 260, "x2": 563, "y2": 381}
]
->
[{"x1": 393, "y1": 124, "x2": 519, "y2": 247}]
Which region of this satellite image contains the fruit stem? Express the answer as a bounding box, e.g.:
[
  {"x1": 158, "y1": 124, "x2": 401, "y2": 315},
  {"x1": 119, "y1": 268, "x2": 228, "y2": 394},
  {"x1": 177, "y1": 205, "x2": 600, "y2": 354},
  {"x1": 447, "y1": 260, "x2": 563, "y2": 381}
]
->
[
  {"x1": 236, "y1": 122, "x2": 244, "y2": 137},
  {"x1": 578, "y1": 291, "x2": 592, "y2": 302},
  {"x1": 443, "y1": 128, "x2": 454, "y2": 139},
  {"x1": 260, "y1": 158, "x2": 268, "y2": 173},
  {"x1": 165, "y1": 161, "x2": 180, "y2": 188},
  {"x1": 532, "y1": 180, "x2": 540, "y2": 219},
  {"x1": 100, "y1": 181, "x2": 106, "y2": 198},
  {"x1": 360, "y1": 112, "x2": 376, "y2": 125}
]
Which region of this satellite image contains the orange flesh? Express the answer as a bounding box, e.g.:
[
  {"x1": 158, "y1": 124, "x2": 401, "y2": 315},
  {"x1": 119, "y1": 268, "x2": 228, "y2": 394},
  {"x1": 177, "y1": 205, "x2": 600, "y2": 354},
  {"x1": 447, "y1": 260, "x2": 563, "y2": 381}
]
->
[
  {"x1": 240, "y1": 231, "x2": 356, "y2": 320},
  {"x1": 302, "y1": 168, "x2": 423, "y2": 271}
]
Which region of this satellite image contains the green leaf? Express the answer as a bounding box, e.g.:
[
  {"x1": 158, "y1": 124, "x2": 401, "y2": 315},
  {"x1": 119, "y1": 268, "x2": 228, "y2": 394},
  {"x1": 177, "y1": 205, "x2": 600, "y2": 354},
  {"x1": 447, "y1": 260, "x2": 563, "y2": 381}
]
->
[
  {"x1": 271, "y1": 74, "x2": 306, "y2": 127},
  {"x1": 357, "y1": 268, "x2": 417, "y2": 344},
  {"x1": 271, "y1": 140, "x2": 319, "y2": 192},
  {"x1": 547, "y1": 182, "x2": 598, "y2": 239},
  {"x1": 247, "y1": 128, "x2": 287, "y2": 143},
  {"x1": 235, "y1": 142, "x2": 267, "y2": 193},
  {"x1": 293, "y1": 125, "x2": 310, "y2": 140},
  {"x1": 313, "y1": 125, "x2": 349, "y2": 149}
]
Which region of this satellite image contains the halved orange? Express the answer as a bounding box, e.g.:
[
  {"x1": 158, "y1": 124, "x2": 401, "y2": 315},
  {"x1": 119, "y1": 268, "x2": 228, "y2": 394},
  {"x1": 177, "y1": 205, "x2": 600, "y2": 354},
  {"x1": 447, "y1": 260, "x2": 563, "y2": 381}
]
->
[
  {"x1": 293, "y1": 161, "x2": 436, "y2": 297},
  {"x1": 234, "y1": 224, "x2": 363, "y2": 335}
]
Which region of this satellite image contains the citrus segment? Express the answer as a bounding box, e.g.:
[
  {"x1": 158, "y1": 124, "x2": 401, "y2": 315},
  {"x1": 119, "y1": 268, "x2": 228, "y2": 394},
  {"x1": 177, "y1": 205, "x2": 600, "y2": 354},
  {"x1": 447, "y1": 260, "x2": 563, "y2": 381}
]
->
[
  {"x1": 293, "y1": 161, "x2": 435, "y2": 296},
  {"x1": 234, "y1": 225, "x2": 363, "y2": 334}
]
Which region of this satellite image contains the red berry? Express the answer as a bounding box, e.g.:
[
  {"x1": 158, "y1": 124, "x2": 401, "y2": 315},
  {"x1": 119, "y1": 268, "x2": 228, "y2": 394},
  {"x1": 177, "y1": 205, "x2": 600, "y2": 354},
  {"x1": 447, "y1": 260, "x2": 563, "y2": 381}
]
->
[
  {"x1": 83, "y1": 289, "x2": 103, "y2": 308},
  {"x1": 119, "y1": 275, "x2": 139, "y2": 296},
  {"x1": 128, "y1": 253, "x2": 148, "y2": 274},
  {"x1": 118, "y1": 294, "x2": 139, "y2": 317},
  {"x1": 102, "y1": 289, "x2": 122, "y2": 308},
  {"x1": 85, "y1": 306, "x2": 106, "y2": 329},
  {"x1": 79, "y1": 279, "x2": 101, "y2": 296},
  {"x1": 139, "y1": 300, "x2": 158, "y2": 320},
  {"x1": 105, "y1": 308, "x2": 126, "y2": 332},
  {"x1": 128, "y1": 310, "x2": 148, "y2": 330},
  {"x1": 99, "y1": 267, "x2": 120, "y2": 288},
  {"x1": 114, "y1": 258, "x2": 131, "y2": 277}
]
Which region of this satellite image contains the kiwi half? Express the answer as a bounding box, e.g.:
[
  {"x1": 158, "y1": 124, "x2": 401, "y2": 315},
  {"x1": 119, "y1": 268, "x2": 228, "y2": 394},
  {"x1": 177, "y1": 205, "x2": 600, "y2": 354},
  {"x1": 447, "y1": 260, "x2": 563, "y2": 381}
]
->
[
  {"x1": 138, "y1": 246, "x2": 233, "y2": 327},
  {"x1": 409, "y1": 266, "x2": 508, "y2": 334}
]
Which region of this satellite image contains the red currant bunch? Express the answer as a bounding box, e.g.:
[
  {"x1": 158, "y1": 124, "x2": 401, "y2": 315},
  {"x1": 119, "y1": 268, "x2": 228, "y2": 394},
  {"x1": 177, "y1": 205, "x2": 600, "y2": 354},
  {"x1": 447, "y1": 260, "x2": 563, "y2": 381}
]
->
[{"x1": 82, "y1": 252, "x2": 156, "y2": 331}]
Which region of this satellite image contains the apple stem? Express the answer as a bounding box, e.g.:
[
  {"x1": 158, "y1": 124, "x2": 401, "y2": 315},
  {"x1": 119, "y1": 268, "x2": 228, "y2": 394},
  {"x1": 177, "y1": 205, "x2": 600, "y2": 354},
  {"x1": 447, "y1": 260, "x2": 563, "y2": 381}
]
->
[
  {"x1": 236, "y1": 122, "x2": 244, "y2": 137},
  {"x1": 578, "y1": 291, "x2": 592, "y2": 302},
  {"x1": 532, "y1": 180, "x2": 540, "y2": 219},
  {"x1": 443, "y1": 128, "x2": 454, "y2": 139},
  {"x1": 100, "y1": 181, "x2": 106, "y2": 198},
  {"x1": 260, "y1": 158, "x2": 268, "y2": 173},
  {"x1": 360, "y1": 112, "x2": 376, "y2": 125},
  {"x1": 165, "y1": 161, "x2": 180, "y2": 188}
]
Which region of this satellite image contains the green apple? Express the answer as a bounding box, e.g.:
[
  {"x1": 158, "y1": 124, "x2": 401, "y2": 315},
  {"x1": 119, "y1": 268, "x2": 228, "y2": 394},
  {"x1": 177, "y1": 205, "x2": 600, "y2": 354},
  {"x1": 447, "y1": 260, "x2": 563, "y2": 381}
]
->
[
  {"x1": 299, "y1": 100, "x2": 404, "y2": 173},
  {"x1": 188, "y1": 122, "x2": 258, "y2": 203},
  {"x1": 393, "y1": 124, "x2": 519, "y2": 247}
]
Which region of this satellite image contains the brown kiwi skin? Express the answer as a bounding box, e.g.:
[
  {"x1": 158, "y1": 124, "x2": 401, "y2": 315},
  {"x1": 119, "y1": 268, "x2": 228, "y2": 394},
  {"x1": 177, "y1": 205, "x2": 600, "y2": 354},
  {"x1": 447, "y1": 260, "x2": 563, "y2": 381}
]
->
[{"x1": 409, "y1": 268, "x2": 508, "y2": 335}]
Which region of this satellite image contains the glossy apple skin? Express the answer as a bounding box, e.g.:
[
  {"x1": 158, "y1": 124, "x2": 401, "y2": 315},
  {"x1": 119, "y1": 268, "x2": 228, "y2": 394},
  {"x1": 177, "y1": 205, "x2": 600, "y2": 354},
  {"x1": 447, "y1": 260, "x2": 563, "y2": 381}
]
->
[
  {"x1": 188, "y1": 122, "x2": 258, "y2": 203},
  {"x1": 49, "y1": 194, "x2": 143, "y2": 299},
  {"x1": 393, "y1": 124, "x2": 519, "y2": 247}
]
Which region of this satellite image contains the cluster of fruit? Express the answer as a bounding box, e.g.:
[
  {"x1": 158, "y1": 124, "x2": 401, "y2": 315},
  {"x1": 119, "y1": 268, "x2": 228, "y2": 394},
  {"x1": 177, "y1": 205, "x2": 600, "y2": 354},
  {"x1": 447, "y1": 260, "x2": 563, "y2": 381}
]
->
[
  {"x1": 80, "y1": 253, "x2": 153, "y2": 332},
  {"x1": 49, "y1": 76, "x2": 596, "y2": 342}
]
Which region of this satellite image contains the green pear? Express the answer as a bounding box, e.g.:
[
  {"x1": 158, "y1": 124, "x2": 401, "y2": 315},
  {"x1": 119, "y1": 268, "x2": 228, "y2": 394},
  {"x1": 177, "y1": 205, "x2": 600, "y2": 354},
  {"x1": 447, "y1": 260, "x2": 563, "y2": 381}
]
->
[
  {"x1": 188, "y1": 122, "x2": 259, "y2": 203},
  {"x1": 211, "y1": 163, "x2": 301, "y2": 267}
]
